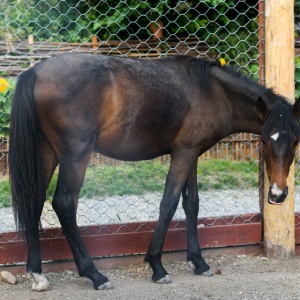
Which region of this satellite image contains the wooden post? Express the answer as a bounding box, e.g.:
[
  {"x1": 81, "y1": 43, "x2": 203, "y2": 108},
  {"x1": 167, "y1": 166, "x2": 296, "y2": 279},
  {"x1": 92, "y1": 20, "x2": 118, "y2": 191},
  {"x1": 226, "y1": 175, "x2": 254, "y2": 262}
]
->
[
  {"x1": 91, "y1": 35, "x2": 98, "y2": 49},
  {"x1": 264, "y1": 0, "x2": 295, "y2": 258},
  {"x1": 258, "y1": 0, "x2": 265, "y2": 214},
  {"x1": 28, "y1": 35, "x2": 35, "y2": 67},
  {"x1": 28, "y1": 35, "x2": 34, "y2": 45}
]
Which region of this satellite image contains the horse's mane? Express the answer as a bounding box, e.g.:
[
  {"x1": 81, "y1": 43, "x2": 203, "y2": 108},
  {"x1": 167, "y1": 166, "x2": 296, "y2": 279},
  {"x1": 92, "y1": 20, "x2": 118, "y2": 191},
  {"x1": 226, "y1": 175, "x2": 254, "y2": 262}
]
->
[
  {"x1": 261, "y1": 99, "x2": 300, "y2": 139},
  {"x1": 173, "y1": 56, "x2": 216, "y2": 94},
  {"x1": 173, "y1": 55, "x2": 268, "y2": 96},
  {"x1": 214, "y1": 61, "x2": 300, "y2": 137}
]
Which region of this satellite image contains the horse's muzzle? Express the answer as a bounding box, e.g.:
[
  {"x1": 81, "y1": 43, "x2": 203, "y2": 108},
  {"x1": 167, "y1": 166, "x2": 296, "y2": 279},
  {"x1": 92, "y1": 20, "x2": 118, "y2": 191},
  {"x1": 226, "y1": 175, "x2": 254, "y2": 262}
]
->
[{"x1": 268, "y1": 186, "x2": 288, "y2": 205}]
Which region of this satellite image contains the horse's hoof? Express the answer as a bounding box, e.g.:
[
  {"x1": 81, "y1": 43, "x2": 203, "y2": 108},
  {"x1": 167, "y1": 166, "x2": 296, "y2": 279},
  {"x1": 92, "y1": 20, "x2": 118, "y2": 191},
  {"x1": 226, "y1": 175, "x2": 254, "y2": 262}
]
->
[
  {"x1": 96, "y1": 281, "x2": 114, "y2": 290},
  {"x1": 155, "y1": 274, "x2": 172, "y2": 284},
  {"x1": 202, "y1": 268, "x2": 214, "y2": 277},
  {"x1": 31, "y1": 273, "x2": 50, "y2": 291}
]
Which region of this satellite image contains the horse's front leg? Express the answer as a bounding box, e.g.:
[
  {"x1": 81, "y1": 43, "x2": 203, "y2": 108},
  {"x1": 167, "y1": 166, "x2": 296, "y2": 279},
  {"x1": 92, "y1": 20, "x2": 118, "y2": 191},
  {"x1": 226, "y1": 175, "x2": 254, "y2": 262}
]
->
[
  {"x1": 182, "y1": 162, "x2": 213, "y2": 276},
  {"x1": 144, "y1": 149, "x2": 199, "y2": 283}
]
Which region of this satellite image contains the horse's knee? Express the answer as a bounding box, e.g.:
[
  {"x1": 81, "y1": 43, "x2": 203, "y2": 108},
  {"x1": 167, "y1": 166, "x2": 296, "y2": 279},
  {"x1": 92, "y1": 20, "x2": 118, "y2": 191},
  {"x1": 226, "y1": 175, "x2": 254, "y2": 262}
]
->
[{"x1": 52, "y1": 193, "x2": 76, "y2": 218}]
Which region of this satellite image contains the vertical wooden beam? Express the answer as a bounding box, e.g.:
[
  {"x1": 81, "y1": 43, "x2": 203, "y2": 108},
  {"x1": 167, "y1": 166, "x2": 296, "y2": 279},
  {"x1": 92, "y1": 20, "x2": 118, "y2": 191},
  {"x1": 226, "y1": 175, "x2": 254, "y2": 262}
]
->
[
  {"x1": 264, "y1": 0, "x2": 295, "y2": 259},
  {"x1": 91, "y1": 35, "x2": 98, "y2": 49},
  {"x1": 28, "y1": 35, "x2": 34, "y2": 45},
  {"x1": 28, "y1": 35, "x2": 35, "y2": 67},
  {"x1": 258, "y1": 0, "x2": 265, "y2": 214}
]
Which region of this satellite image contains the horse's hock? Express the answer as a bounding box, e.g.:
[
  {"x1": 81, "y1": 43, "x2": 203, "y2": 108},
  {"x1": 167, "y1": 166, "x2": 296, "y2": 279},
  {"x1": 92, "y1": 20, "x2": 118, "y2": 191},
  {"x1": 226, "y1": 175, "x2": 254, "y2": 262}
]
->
[{"x1": 0, "y1": 0, "x2": 300, "y2": 283}]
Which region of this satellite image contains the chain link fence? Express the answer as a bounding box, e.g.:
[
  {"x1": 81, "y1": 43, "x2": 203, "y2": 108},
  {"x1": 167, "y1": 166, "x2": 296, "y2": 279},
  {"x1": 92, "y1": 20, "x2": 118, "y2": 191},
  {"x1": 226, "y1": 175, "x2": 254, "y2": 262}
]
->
[{"x1": 0, "y1": 0, "x2": 298, "y2": 258}]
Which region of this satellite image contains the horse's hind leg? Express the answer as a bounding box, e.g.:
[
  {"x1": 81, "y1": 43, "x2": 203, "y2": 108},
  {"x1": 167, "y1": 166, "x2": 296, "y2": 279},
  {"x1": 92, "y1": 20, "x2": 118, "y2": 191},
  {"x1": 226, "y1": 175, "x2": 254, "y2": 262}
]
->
[
  {"x1": 52, "y1": 148, "x2": 112, "y2": 290},
  {"x1": 182, "y1": 162, "x2": 212, "y2": 277},
  {"x1": 27, "y1": 137, "x2": 58, "y2": 291}
]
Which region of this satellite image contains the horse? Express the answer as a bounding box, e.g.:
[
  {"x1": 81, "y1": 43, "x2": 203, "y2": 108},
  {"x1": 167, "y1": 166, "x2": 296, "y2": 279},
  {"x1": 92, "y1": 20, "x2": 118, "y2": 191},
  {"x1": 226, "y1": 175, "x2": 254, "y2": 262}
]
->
[{"x1": 9, "y1": 53, "x2": 300, "y2": 291}]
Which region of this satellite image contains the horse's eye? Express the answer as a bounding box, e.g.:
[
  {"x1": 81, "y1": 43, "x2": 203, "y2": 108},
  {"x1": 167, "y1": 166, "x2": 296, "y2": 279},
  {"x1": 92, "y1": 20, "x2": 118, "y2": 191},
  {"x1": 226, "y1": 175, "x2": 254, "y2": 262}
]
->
[{"x1": 261, "y1": 138, "x2": 267, "y2": 145}]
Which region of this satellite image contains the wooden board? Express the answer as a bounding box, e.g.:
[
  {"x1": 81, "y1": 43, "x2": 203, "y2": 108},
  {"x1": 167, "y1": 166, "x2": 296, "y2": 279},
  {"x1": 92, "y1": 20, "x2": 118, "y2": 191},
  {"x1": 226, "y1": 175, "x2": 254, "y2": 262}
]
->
[{"x1": 0, "y1": 214, "x2": 262, "y2": 265}]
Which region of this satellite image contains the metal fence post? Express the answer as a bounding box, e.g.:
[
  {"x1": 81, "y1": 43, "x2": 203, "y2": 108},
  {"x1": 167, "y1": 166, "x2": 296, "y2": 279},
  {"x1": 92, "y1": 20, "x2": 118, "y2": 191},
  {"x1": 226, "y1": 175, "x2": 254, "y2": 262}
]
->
[{"x1": 264, "y1": 0, "x2": 295, "y2": 258}]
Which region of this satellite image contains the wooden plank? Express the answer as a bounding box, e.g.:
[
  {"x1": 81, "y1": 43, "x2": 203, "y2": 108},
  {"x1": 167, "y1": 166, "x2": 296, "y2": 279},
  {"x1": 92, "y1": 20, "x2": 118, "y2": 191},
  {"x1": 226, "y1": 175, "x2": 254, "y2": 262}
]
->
[
  {"x1": 295, "y1": 226, "x2": 300, "y2": 245},
  {"x1": 264, "y1": 0, "x2": 295, "y2": 259},
  {"x1": 0, "y1": 216, "x2": 262, "y2": 265}
]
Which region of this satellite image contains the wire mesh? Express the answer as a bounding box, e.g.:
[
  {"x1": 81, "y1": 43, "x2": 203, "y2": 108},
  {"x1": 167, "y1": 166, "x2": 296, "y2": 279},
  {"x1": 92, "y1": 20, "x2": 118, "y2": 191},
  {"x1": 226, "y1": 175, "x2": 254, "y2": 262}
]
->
[{"x1": 0, "y1": 0, "x2": 292, "y2": 247}]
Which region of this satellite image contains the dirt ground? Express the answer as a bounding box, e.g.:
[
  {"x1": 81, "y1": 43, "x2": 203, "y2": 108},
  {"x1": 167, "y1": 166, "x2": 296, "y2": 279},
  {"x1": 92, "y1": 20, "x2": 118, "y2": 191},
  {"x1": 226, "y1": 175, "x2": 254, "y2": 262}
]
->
[{"x1": 1, "y1": 252, "x2": 300, "y2": 300}]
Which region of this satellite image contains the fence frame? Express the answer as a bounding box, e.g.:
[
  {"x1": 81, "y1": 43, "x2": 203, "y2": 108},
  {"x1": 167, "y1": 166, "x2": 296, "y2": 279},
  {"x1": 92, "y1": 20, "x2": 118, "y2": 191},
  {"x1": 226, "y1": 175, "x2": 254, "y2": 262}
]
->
[
  {"x1": 0, "y1": 1, "x2": 299, "y2": 268},
  {"x1": 1, "y1": 215, "x2": 262, "y2": 265}
]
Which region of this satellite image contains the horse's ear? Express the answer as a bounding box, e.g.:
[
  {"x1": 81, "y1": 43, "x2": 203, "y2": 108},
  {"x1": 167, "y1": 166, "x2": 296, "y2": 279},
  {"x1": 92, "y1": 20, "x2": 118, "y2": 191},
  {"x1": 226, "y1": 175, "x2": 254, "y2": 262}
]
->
[
  {"x1": 256, "y1": 97, "x2": 268, "y2": 119},
  {"x1": 293, "y1": 98, "x2": 300, "y2": 118}
]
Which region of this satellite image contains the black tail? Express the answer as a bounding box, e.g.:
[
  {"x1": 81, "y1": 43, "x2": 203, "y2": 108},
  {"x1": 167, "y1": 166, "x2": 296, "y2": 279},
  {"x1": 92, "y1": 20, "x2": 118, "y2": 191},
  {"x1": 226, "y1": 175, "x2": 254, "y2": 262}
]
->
[{"x1": 9, "y1": 68, "x2": 43, "y2": 256}]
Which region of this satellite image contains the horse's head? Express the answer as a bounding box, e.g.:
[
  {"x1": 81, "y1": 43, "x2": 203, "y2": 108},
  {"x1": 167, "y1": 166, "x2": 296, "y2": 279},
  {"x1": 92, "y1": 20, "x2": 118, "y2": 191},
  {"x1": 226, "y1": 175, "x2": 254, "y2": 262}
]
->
[{"x1": 257, "y1": 97, "x2": 300, "y2": 205}]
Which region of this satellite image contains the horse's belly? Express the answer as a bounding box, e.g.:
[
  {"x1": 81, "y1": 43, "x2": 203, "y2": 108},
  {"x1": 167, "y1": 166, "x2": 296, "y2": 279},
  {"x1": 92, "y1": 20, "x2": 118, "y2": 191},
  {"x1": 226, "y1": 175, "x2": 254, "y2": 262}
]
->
[{"x1": 95, "y1": 135, "x2": 170, "y2": 161}]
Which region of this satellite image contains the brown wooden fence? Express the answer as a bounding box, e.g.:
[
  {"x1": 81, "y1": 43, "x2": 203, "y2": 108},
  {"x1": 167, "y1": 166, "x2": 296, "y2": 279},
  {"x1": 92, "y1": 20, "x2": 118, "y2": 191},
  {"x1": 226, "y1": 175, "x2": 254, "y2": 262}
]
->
[{"x1": 1, "y1": 35, "x2": 216, "y2": 77}]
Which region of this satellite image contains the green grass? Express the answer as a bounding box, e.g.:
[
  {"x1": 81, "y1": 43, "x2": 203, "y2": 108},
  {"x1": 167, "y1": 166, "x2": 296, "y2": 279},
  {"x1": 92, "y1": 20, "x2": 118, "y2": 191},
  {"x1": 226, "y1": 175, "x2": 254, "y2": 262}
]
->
[
  {"x1": 80, "y1": 161, "x2": 168, "y2": 198},
  {"x1": 69, "y1": 159, "x2": 260, "y2": 199},
  {"x1": 0, "y1": 179, "x2": 12, "y2": 208},
  {"x1": 197, "y1": 159, "x2": 259, "y2": 191},
  {"x1": 0, "y1": 159, "x2": 264, "y2": 208}
]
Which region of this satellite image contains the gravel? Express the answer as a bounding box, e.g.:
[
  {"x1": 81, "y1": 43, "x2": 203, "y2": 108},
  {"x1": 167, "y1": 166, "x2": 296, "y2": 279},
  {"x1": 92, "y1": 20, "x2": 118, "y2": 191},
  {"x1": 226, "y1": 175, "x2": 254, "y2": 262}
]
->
[{"x1": 1, "y1": 254, "x2": 300, "y2": 299}]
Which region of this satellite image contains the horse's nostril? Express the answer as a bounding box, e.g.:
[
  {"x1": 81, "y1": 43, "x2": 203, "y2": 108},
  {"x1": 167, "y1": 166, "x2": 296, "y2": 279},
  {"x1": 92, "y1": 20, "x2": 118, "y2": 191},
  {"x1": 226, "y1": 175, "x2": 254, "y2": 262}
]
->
[
  {"x1": 271, "y1": 187, "x2": 279, "y2": 196},
  {"x1": 269, "y1": 184, "x2": 288, "y2": 197}
]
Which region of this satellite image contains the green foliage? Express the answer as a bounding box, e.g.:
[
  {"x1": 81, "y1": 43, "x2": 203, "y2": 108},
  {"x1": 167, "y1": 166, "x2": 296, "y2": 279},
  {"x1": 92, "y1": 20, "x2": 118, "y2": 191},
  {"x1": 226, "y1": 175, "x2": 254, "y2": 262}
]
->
[
  {"x1": 0, "y1": 0, "x2": 92, "y2": 42},
  {"x1": 0, "y1": 78, "x2": 15, "y2": 137},
  {"x1": 0, "y1": 178, "x2": 11, "y2": 208},
  {"x1": 1, "y1": 1, "x2": 259, "y2": 68},
  {"x1": 295, "y1": 57, "x2": 300, "y2": 99}
]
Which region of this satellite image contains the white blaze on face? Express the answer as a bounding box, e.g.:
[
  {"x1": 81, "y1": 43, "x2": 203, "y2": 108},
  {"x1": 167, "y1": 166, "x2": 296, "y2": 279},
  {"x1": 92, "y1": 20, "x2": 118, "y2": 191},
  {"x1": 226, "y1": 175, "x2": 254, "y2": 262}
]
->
[
  {"x1": 271, "y1": 183, "x2": 283, "y2": 197},
  {"x1": 271, "y1": 132, "x2": 280, "y2": 141}
]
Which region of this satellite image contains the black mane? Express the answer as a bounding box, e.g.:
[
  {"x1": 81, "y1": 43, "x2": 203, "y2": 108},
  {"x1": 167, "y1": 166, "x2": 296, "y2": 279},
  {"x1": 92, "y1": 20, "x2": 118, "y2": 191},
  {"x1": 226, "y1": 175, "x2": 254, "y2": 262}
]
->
[
  {"x1": 173, "y1": 55, "x2": 265, "y2": 96},
  {"x1": 261, "y1": 99, "x2": 300, "y2": 139},
  {"x1": 173, "y1": 56, "x2": 216, "y2": 94}
]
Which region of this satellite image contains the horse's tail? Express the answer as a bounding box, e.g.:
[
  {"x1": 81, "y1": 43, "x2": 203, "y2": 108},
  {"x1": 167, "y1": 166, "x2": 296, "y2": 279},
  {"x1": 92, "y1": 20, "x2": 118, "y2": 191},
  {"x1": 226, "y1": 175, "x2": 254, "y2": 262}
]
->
[{"x1": 9, "y1": 67, "x2": 43, "y2": 253}]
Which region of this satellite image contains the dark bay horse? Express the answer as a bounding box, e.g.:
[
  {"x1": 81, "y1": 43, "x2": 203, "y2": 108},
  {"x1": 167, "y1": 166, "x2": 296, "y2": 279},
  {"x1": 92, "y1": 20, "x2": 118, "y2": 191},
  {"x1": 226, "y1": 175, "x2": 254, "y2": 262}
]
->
[{"x1": 9, "y1": 53, "x2": 300, "y2": 291}]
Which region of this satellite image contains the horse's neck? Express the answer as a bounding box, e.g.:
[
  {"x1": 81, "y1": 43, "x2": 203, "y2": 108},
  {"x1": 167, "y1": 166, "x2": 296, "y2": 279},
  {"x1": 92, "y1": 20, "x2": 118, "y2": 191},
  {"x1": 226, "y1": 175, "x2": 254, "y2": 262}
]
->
[
  {"x1": 230, "y1": 92, "x2": 264, "y2": 135},
  {"x1": 210, "y1": 66, "x2": 264, "y2": 135}
]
